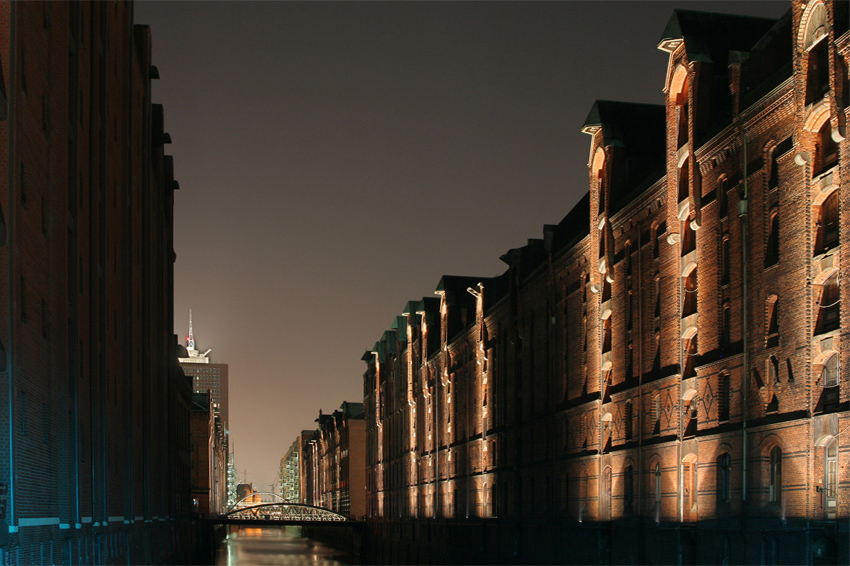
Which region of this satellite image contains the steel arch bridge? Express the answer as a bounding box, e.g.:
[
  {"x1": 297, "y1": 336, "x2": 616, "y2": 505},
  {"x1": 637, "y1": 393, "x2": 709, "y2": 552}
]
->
[{"x1": 223, "y1": 502, "x2": 351, "y2": 522}]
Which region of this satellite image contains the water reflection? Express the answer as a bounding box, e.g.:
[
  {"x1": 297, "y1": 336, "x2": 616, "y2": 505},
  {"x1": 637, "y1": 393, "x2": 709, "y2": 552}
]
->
[{"x1": 216, "y1": 526, "x2": 358, "y2": 565}]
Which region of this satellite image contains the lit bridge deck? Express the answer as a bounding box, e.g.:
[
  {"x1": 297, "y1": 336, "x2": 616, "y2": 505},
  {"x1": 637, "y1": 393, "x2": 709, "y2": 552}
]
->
[{"x1": 212, "y1": 501, "x2": 363, "y2": 528}]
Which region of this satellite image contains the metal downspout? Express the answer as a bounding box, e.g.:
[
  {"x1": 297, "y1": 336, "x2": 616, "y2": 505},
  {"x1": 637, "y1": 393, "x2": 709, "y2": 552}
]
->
[{"x1": 739, "y1": 128, "x2": 749, "y2": 509}]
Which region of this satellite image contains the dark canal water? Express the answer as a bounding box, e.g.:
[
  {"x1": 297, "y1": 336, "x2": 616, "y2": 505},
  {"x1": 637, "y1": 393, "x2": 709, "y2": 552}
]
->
[{"x1": 215, "y1": 526, "x2": 359, "y2": 565}]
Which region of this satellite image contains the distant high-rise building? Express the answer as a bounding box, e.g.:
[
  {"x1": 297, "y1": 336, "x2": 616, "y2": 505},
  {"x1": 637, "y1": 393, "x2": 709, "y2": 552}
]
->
[{"x1": 178, "y1": 310, "x2": 230, "y2": 428}]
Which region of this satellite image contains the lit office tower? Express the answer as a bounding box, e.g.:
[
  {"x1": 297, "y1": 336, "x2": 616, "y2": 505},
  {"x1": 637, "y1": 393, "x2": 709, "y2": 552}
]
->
[{"x1": 178, "y1": 311, "x2": 230, "y2": 428}]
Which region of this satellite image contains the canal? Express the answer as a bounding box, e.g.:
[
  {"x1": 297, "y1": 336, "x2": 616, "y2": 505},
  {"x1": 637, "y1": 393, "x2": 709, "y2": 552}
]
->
[{"x1": 215, "y1": 525, "x2": 360, "y2": 565}]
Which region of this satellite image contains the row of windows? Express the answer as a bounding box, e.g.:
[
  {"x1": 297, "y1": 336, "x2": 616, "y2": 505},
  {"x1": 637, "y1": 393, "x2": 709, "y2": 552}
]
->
[{"x1": 567, "y1": 440, "x2": 837, "y2": 522}]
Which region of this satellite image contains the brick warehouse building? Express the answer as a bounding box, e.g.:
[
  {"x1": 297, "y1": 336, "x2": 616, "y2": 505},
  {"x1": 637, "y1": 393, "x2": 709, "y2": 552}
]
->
[
  {"x1": 302, "y1": 402, "x2": 366, "y2": 519},
  {"x1": 362, "y1": 1, "x2": 849, "y2": 564},
  {"x1": 0, "y1": 2, "x2": 192, "y2": 564}
]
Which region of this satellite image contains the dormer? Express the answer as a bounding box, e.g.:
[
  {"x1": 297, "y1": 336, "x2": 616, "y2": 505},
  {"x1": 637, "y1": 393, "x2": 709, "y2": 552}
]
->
[
  {"x1": 796, "y1": 0, "x2": 847, "y2": 144},
  {"x1": 658, "y1": 10, "x2": 779, "y2": 233},
  {"x1": 583, "y1": 101, "x2": 665, "y2": 285}
]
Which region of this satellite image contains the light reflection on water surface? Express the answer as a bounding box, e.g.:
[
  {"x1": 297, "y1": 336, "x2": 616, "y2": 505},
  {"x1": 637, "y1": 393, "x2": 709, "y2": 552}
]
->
[{"x1": 216, "y1": 526, "x2": 358, "y2": 565}]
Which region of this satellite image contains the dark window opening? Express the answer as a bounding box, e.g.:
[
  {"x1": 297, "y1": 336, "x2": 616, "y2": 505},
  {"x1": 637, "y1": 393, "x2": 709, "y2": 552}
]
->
[
  {"x1": 806, "y1": 38, "x2": 829, "y2": 105},
  {"x1": 769, "y1": 446, "x2": 782, "y2": 503},
  {"x1": 721, "y1": 305, "x2": 732, "y2": 352},
  {"x1": 816, "y1": 190, "x2": 839, "y2": 255},
  {"x1": 678, "y1": 161, "x2": 689, "y2": 203},
  {"x1": 765, "y1": 211, "x2": 779, "y2": 267},
  {"x1": 681, "y1": 220, "x2": 695, "y2": 256},
  {"x1": 717, "y1": 453, "x2": 731, "y2": 502},
  {"x1": 718, "y1": 178, "x2": 730, "y2": 219},
  {"x1": 677, "y1": 103, "x2": 688, "y2": 149},
  {"x1": 682, "y1": 267, "x2": 697, "y2": 318},
  {"x1": 817, "y1": 272, "x2": 840, "y2": 334},
  {"x1": 721, "y1": 237, "x2": 731, "y2": 285},
  {"x1": 683, "y1": 334, "x2": 698, "y2": 379},
  {"x1": 814, "y1": 120, "x2": 839, "y2": 176},
  {"x1": 624, "y1": 466, "x2": 634, "y2": 515}
]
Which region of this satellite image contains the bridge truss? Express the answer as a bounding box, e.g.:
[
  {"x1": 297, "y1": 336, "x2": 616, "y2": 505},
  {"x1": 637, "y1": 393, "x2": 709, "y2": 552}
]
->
[{"x1": 224, "y1": 502, "x2": 350, "y2": 522}]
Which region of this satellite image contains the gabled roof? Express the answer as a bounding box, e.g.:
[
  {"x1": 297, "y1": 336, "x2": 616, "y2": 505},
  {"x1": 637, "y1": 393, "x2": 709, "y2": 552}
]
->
[
  {"x1": 658, "y1": 9, "x2": 779, "y2": 61},
  {"x1": 582, "y1": 101, "x2": 666, "y2": 215}
]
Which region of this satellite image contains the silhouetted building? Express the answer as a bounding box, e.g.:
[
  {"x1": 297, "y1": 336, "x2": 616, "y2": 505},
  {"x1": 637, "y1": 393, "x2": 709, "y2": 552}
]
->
[
  {"x1": 178, "y1": 312, "x2": 230, "y2": 431},
  {"x1": 363, "y1": 1, "x2": 849, "y2": 564},
  {"x1": 0, "y1": 2, "x2": 191, "y2": 563},
  {"x1": 190, "y1": 393, "x2": 227, "y2": 516}
]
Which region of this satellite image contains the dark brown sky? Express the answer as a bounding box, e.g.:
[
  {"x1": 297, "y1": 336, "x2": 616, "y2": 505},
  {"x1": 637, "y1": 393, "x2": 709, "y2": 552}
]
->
[{"x1": 134, "y1": 0, "x2": 788, "y2": 493}]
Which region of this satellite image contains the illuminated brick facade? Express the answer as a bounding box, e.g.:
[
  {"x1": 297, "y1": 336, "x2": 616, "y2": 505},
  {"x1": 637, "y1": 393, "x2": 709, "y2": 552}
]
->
[
  {"x1": 363, "y1": 2, "x2": 849, "y2": 563},
  {"x1": 0, "y1": 2, "x2": 191, "y2": 563},
  {"x1": 301, "y1": 403, "x2": 366, "y2": 519}
]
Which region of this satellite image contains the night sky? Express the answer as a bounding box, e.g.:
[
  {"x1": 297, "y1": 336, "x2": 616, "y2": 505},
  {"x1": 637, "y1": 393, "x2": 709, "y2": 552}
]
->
[{"x1": 134, "y1": 1, "x2": 788, "y2": 494}]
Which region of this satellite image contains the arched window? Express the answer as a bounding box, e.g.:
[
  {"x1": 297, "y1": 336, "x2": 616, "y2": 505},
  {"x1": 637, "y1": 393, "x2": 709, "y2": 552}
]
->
[
  {"x1": 814, "y1": 119, "x2": 839, "y2": 176},
  {"x1": 717, "y1": 452, "x2": 731, "y2": 503},
  {"x1": 579, "y1": 470, "x2": 588, "y2": 521},
  {"x1": 679, "y1": 161, "x2": 690, "y2": 204},
  {"x1": 681, "y1": 217, "x2": 695, "y2": 255},
  {"x1": 821, "y1": 353, "x2": 839, "y2": 388},
  {"x1": 769, "y1": 446, "x2": 782, "y2": 503},
  {"x1": 718, "y1": 177, "x2": 729, "y2": 220},
  {"x1": 817, "y1": 271, "x2": 840, "y2": 334},
  {"x1": 624, "y1": 400, "x2": 634, "y2": 441},
  {"x1": 598, "y1": 174, "x2": 606, "y2": 215},
  {"x1": 654, "y1": 462, "x2": 662, "y2": 519},
  {"x1": 682, "y1": 328, "x2": 699, "y2": 379},
  {"x1": 824, "y1": 439, "x2": 837, "y2": 519},
  {"x1": 561, "y1": 473, "x2": 569, "y2": 513},
  {"x1": 600, "y1": 466, "x2": 612, "y2": 521},
  {"x1": 768, "y1": 147, "x2": 780, "y2": 189},
  {"x1": 683, "y1": 455, "x2": 697, "y2": 521},
  {"x1": 768, "y1": 355, "x2": 780, "y2": 384},
  {"x1": 765, "y1": 295, "x2": 779, "y2": 347},
  {"x1": 656, "y1": 221, "x2": 666, "y2": 258},
  {"x1": 721, "y1": 302, "x2": 732, "y2": 352},
  {"x1": 804, "y1": 2, "x2": 829, "y2": 105},
  {"x1": 816, "y1": 189, "x2": 839, "y2": 254},
  {"x1": 654, "y1": 275, "x2": 662, "y2": 318},
  {"x1": 721, "y1": 236, "x2": 731, "y2": 285},
  {"x1": 653, "y1": 330, "x2": 661, "y2": 372},
  {"x1": 672, "y1": 66, "x2": 689, "y2": 149},
  {"x1": 624, "y1": 465, "x2": 634, "y2": 515},
  {"x1": 682, "y1": 265, "x2": 697, "y2": 318},
  {"x1": 765, "y1": 209, "x2": 779, "y2": 267},
  {"x1": 601, "y1": 316, "x2": 612, "y2": 354},
  {"x1": 652, "y1": 392, "x2": 661, "y2": 435}
]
